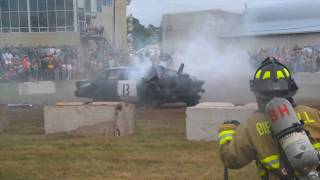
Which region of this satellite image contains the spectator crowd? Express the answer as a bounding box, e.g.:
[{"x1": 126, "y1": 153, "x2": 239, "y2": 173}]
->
[
  {"x1": 0, "y1": 45, "x2": 131, "y2": 82},
  {"x1": 249, "y1": 45, "x2": 320, "y2": 73},
  {"x1": 2, "y1": 44, "x2": 320, "y2": 82},
  {"x1": 0, "y1": 46, "x2": 84, "y2": 82}
]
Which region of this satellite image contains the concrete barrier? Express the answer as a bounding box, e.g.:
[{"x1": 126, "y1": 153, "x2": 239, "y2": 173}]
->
[
  {"x1": 0, "y1": 81, "x2": 88, "y2": 104},
  {"x1": 18, "y1": 81, "x2": 56, "y2": 95},
  {"x1": 186, "y1": 102, "x2": 257, "y2": 141},
  {"x1": 44, "y1": 102, "x2": 135, "y2": 136}
]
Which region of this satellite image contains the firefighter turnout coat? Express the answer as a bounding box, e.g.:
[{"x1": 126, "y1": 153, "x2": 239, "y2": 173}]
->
[{"x1": 218, "y1": 105, "x2": 320, "y2": 180}]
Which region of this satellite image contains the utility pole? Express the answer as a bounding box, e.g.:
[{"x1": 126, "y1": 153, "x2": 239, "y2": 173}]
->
[
  {"x1": 127, "y1": 14, "x2": 134, "y2": 53},
  {"x1": 113, "y1": 0, "x2": 116, "y2": 47}
]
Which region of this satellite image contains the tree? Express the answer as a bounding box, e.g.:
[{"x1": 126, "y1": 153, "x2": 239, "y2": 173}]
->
[{"x1": 127, "y1": 16, "x2": 160, "y2": 51}]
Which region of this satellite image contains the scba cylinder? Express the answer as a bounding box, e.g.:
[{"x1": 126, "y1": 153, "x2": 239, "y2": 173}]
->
[{"x1": 265, "y1": 98, "x2": 319, "y2": 178}]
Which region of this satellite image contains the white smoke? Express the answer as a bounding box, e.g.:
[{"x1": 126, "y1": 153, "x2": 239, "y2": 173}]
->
[
  {"x1": 169, "y1": 32, "x2": 255, "y2": 103},
  {"x1": 130, "y1": 53, "x2": 153, "y2": 80}
]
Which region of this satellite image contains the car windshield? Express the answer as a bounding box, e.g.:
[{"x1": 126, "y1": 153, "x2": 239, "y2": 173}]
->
[
  {"x1": 95, "y1": 68, "x2": 140, "y2": 80},
  {"x1": 107, "y1": 70, "x2": 122, "y2": 80}
]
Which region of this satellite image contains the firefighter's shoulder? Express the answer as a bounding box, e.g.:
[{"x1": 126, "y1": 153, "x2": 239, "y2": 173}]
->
[{"x1": 294, "y1": 105, "x2": 320, "y2": 124}]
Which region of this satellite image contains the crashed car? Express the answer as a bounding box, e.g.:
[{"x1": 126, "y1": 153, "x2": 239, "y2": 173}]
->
[{"x1": 75, "y1": 64, "x2": 204, "y2": 106}]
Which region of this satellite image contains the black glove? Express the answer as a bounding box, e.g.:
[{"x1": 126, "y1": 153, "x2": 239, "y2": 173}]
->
[{"x1": 223, "y1": 120, "x2": 240, "y2": 126}]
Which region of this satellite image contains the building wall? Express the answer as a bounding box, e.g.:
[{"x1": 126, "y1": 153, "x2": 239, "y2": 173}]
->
[
  {"x1": 0, "y1": 0, "x2": 128, "y2": 50},
  {"x1": 92, "y1": 0, "x2": 128, "y2": 50},
  {"x1": 0, "y1": 32, "x2": 81, "y2": 47}
]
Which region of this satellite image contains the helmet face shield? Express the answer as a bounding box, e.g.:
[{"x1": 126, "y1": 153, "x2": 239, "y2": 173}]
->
[{"x1": 250, "y1": 57, "x2": 298, "y2": 99}]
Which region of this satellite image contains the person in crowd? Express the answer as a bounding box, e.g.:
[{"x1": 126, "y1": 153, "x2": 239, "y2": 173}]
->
[
  {"x1": 22, "y1": 55, "x2": 30, "y2": 81},
  {"x1": 31, "y1": 60, "x2": 39, "y2": 81}
]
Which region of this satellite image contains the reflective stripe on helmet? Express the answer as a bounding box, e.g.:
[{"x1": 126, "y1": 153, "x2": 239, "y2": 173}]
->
[
  {"x1": 255, "y1": 70, "x2": 262, "y2": 79},
  {"x1": 277, "y1": 70, "x2": 285, "y2": 80},
  {"x1": 260, "y1": 155, "x2": 280, "y2": 170},
  {"x1": 284, "y1": 68, "x2": 290, "y2": 77},
  {"x1": 262, "y1": 71, "x2": 271, "y2": 80}
]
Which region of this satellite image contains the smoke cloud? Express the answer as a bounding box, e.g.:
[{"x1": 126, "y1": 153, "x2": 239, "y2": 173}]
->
[{"x1": 168, "y1": 21, "x2": 256, "y2": 103}]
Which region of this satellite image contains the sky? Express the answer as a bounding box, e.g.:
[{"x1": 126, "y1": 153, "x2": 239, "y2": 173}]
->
[{"x1": 127, "y1": 0, "x2": 247, "y2": 26}]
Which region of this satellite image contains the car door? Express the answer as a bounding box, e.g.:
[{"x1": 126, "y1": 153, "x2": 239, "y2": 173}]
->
[
  {"x1": 92, "y1": 70, "x2": 110, "y2": 100},
  {"x1": 104, "y1": 69, "x2": 123, "y2": 100},
  {"x1": 117, "y1": 69, "x2": 139, "y2": 102}
]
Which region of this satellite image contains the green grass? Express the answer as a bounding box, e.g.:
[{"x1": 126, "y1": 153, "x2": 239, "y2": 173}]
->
[{"x1": 0, "y1": 107, "x2": 259, "y2": 180}]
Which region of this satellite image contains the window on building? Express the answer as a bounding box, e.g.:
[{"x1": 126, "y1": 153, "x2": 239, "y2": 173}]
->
[
  {"x1": 85, "y1": 0, "x2": 91, "y2": 12},
  {"x1": 19, "y1": 0, "x2": 27, "y2": 11},
  {"x1": 38, "y1": 0, "x2": 47, "y2": 11},
  {"x1": 1, "y1": 12, "x2": 10, "y2": 27},
  {"x1": 19, "y1": 12, "x2": 28, "y2": 27},
  {"x1": 10, "y1": 0, "x2": 19, "y2": 11},
  {"x1": 106, "y1": 0, "x2": 113, "y2": 7},
  {"x1": 97, "y1": 0, "x2": 102, "y2": 12},
  {"x1": 19, "y1": 11, "x2": 28, "y2": 32},
  {"x1": 48, "y1": 11, "x2": 56, "y2": 26},
  {"x1": 85, "y1": 15, "x2": 91, "y2": 24},
  {"x1": 56, "y1": 11, "x2": 65, "y2": 26},
  {"x1": 56, "y1": 0, "x2": 65, "y2": 10},
  {"x1": 48, "y1": 0, "x2": 56, "y2": 11},
  {"x1": 0, "y1": 0, "x2": 75, "y2": 32},
  {"x1": 10, "y1": 12, "x2": 19, "y2": 27},
  {"x1": 66, "y1": 11, "x2": 74, "y2": 26},
  {"x1": 39, "y1": 11, "x2": 48, "y2": 27},
  {"x1": 65, "y1": 0, "x2": 73, "y2": 10},
  {"x1": 78, "y1": 9, "x2": 85, "y2": 21},
  {"x1": 30, "y1": 12, "x2": 39, "y2": 27},
  {"x1": 30, "y1": 0, "x2": 38, "y2": 11},
  {"x1": 0, "y1": 0, "x2": 9, "y2": 12}
]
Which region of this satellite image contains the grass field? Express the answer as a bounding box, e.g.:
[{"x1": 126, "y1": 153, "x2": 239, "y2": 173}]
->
[{"x1": 0, "y1": 107, "x2": 259, "y2": 180}]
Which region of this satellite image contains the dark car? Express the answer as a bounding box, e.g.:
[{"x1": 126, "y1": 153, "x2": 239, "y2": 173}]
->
[{"x1": 75, "y1": 64, "x2": 204, "y2": 106}]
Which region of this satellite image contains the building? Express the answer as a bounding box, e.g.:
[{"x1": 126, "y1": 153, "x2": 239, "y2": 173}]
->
[
  {"x1": 161, "y1": 0, "x2": 320, "y2": 52},
  {"x1": 0, "y1": 0, "x2": 128, "y2": 51},
  {"x1": 161, "y1": 9, "x2": 241, "y2": 53}
]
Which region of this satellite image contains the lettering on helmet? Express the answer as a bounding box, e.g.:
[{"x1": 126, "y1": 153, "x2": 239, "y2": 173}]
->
[
  {"x1": 267, "y1": 104, "x2": 290, "y2": 123},
  {"x1": 256, "y1": 121, "x2": 271, "y2": 136}
]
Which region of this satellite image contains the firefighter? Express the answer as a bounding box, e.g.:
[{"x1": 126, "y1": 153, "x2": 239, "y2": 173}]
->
[{"x1": 218, "y1": 57, "x2": 320, "y2": 180}]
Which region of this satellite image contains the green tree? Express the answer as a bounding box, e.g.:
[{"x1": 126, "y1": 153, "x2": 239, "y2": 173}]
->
[{"x1": 127, "y1": 16, "x2": 160, "y2": 50}]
